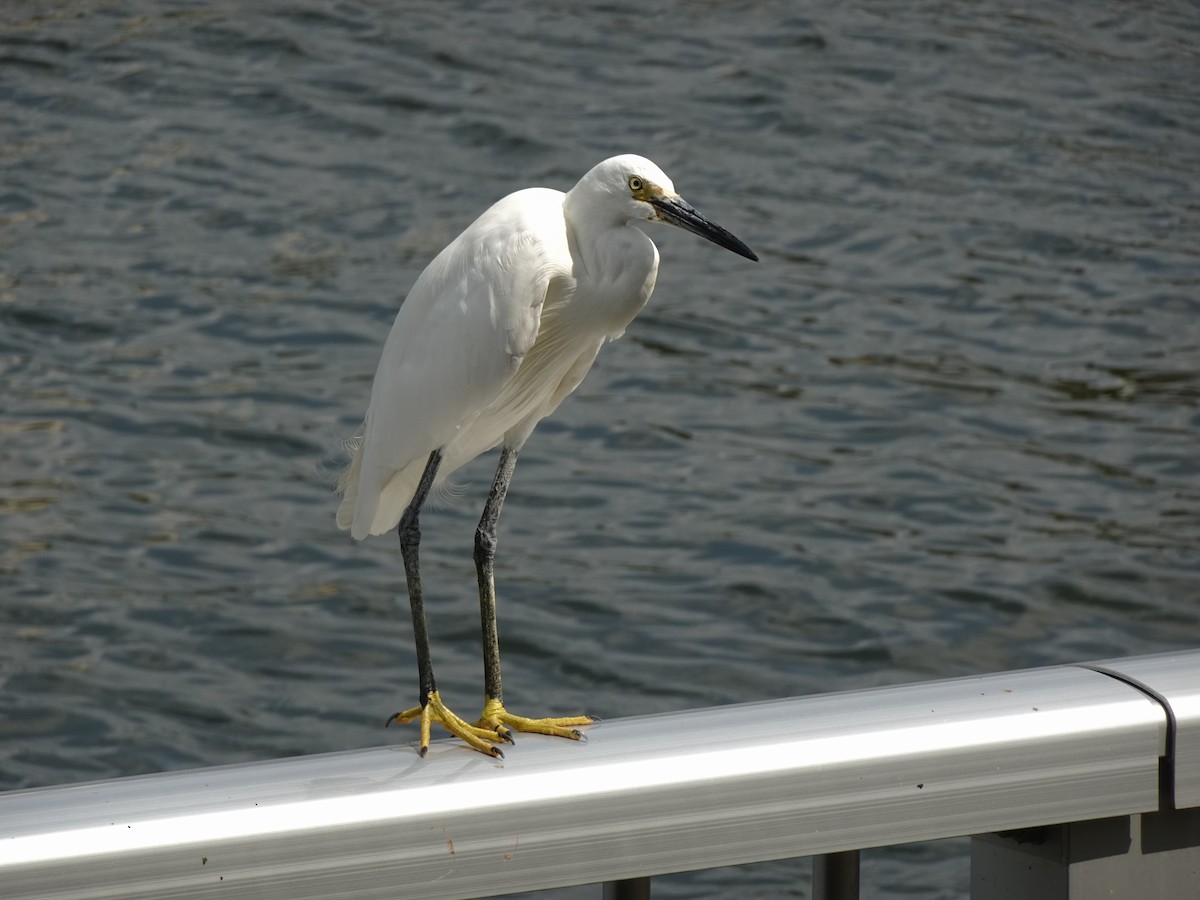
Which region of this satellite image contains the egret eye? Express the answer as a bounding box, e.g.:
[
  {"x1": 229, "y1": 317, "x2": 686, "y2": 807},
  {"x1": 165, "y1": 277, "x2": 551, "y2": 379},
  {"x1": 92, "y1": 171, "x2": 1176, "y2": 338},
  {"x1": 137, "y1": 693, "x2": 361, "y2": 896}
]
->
[{"x1": 628, "y1": 175, "x2": 644, "y2": 192}]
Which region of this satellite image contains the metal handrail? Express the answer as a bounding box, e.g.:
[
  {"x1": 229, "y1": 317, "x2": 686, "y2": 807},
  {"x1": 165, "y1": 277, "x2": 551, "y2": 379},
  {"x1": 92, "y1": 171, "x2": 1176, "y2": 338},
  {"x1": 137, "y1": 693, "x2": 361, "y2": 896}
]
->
[{"x1": 1, "y1": 650, "x2": 1195, "y2": 899}]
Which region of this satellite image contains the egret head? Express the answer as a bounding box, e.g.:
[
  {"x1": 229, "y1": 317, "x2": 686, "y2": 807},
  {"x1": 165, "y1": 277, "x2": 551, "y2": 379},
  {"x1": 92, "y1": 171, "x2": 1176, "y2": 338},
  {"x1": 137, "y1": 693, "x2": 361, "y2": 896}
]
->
[{"x1": 578, "y1": 155, "x2": 758, "y2": 262}]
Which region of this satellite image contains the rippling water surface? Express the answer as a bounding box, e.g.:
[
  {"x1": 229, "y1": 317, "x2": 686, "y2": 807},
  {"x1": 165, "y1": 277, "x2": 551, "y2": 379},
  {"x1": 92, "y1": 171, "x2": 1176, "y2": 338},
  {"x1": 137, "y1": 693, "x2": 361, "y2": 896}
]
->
[{"x1": 3, "y1": 1, "x2": 1198, "y2": 897}]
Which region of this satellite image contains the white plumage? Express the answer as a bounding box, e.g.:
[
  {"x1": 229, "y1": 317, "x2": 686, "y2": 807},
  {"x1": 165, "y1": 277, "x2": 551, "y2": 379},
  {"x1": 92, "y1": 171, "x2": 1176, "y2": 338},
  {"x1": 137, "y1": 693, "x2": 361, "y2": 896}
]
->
[
  {"x1": 335, "y1": 154, "x2": 756, "y2": 757},
  {"x1": 338, "y1": 155, "x2": 671, "y2": 539}
]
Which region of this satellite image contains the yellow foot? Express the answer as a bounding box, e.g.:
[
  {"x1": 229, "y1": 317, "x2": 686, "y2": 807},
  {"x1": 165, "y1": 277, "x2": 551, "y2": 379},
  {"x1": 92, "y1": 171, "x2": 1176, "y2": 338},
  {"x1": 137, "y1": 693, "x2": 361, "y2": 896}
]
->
[
  {"x1": 387, "y1": 690, "x2": 511, "y2": 758},
  {"x1": 475, "y1": 697, "x2": 593, "y2": 742},
  {"x1": 387, "y1": 692, "x2": 593, "y2": 758}
]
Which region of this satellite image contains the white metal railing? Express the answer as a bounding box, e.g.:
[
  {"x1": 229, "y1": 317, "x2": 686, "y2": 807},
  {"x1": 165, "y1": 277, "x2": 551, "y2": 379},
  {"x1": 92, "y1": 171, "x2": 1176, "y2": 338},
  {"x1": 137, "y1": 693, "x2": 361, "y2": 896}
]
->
[{"x1": 1, "y1": 650, "x2": 1196, "y2": 899}]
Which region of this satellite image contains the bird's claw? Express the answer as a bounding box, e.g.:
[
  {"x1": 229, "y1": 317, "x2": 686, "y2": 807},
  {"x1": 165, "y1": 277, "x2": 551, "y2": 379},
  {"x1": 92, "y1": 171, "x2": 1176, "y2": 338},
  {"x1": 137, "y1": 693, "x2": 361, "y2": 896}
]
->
[
  {"x1": 388, "y1": 696, "x2": 595, "y2": 758},
  {"x1": 387, "y1": 690, "x2": 508, "y2": 758},
  {"x1": 494, "y1": 724, "x2": 517, "y2": 745},
  {"x1": 387, "y1": 692, "x2": 593, "y2": 757},
  {"x1": 476, "y1": 697, "x2": 594, "y2": 742}
]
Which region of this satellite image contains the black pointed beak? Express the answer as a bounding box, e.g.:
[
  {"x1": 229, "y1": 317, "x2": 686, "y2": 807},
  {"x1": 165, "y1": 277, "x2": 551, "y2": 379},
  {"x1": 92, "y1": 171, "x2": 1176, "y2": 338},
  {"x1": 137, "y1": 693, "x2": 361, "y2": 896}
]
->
[{"x1": 649, "y1": 195, "x2": 758, "y2": 261}]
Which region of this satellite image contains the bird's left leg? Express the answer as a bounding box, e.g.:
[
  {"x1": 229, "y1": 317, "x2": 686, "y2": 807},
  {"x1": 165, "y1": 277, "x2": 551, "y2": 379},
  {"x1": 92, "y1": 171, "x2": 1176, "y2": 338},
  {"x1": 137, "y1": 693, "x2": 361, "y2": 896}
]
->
[
  {"x1": 386, "y1": 449, "x2": 510, "y2": 758},
  {"x1": 473, "y1": 444, "x2": 593, "y2": 742}
]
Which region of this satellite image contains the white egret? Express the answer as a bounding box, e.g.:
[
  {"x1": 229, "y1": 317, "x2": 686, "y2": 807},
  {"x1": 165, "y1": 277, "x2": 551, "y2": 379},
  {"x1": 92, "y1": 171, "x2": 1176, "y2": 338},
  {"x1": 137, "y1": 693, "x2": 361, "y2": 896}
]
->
[{"x1": 338, "y1": 154, "x2": 757, "y2": 757}]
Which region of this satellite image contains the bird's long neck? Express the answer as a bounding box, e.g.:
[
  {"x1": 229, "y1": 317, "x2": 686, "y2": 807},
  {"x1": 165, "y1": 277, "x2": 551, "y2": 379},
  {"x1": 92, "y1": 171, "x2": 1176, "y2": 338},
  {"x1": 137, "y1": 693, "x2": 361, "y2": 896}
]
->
[
  {"x1": 561, "y1": 195, "x2": 659, "y2": 337},
  {"x1": 563, "y1": 190, "x2": 619, "y2": 270},
  {"x1": 564, "y1": 188, "x2": 650, "y2": 268}
]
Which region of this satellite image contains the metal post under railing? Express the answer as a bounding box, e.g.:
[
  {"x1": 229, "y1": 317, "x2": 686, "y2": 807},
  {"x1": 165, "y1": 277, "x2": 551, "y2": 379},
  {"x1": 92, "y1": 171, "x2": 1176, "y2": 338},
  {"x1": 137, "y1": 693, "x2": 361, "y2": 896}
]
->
[
  {"x1": 813, "y1": 850, "x2": 860, "y2": 900},
  {"x1": 603, "y1": 876, "x2": 652, "y2": 899}
]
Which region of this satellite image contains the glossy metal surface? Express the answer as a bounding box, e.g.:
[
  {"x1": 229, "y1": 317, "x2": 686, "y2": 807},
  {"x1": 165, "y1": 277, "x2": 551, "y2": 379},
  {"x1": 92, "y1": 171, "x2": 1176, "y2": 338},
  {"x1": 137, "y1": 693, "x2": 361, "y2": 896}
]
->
[
  {"x1": 1086, "y1": 650, "x2": 1200, "y2": 810},
  {"x1": 0, "y1": 661, "x2": 1173, "y2": 899}
]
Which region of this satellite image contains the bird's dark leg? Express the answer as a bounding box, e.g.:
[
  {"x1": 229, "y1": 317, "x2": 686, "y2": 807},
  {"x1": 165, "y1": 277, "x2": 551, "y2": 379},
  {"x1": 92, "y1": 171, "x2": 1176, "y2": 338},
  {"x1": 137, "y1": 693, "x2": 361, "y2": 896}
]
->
[
  {"x1": 389, "y1": 444, "x2": 589, "y2": 755},
  {"x1": 388, "y1": 448, "x2": 510, "y2": 757},
  {"x1": 471, "y1": 445, "x2": 593, "y2": 742},
  {"x1": 475, "y1": 445, "x2": 519, "y2": 706},
  {"x1": 397, "y1": 448, "x2": 443, "y2": 709}
]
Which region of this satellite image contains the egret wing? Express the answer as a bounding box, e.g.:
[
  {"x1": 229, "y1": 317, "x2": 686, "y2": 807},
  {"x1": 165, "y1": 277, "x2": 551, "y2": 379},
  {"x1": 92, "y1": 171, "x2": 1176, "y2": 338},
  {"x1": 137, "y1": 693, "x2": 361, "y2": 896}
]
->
[{"x1": 340, "y1": 188, "x2": 570, "y2": 538}]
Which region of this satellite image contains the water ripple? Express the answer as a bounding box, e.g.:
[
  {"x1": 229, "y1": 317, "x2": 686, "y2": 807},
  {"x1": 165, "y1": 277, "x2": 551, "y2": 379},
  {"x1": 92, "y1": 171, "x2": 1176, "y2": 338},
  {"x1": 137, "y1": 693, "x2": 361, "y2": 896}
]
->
[{"x1": 2, "y1": 3, "x2": 1198, "y2": 897}]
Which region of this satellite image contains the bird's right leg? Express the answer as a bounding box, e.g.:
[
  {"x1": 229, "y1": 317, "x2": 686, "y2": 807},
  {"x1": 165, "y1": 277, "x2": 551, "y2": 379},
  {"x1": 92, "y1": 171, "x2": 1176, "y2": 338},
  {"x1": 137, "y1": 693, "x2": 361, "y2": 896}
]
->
[
  {"x1": 385, "y1": 449, "x2": 509, "y2": 758},
  {"x1": 472, "y1": 445, "x2": 592, "y2": 742}
]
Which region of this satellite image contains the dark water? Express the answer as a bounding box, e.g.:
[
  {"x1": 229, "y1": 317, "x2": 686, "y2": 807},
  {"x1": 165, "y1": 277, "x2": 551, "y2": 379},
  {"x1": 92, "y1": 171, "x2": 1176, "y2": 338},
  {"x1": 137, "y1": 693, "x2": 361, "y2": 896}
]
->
[{"x1": 2, "y1": 1, "x2": 1198, "y2": 896}]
